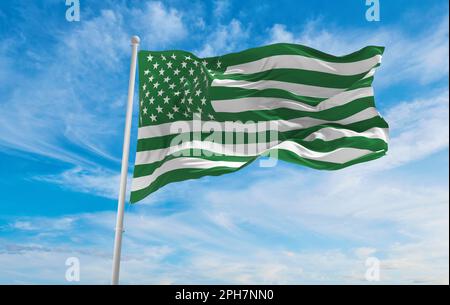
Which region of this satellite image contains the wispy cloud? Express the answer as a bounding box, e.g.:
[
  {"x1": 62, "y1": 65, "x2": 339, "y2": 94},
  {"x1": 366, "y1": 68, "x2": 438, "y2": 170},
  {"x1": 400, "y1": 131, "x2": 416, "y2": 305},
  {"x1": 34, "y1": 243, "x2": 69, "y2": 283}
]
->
[
  {"x1": 197, "y1": 19, "x2": 250, "y2": 57},
  {"x1": 0, "y1": 1, "x2": 448, "y2": 285},
  {"x1": 267, "y1": 14, "x2": 449, "y2": 86}
]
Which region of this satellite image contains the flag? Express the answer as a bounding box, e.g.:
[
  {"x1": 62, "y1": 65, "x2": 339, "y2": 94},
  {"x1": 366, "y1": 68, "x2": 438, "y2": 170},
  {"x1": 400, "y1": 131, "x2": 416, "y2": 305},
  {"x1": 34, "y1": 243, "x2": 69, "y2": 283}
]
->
[{"x1": 130, "y1": 43, "x2": 388, "y2": 203}]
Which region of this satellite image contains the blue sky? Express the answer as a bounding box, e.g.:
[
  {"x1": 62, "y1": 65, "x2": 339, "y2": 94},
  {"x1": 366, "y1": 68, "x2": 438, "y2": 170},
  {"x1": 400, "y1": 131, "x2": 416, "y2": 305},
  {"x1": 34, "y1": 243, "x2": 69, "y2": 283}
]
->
[{"x1": 0, "y1": 0, "x2": 448, "y2": 284}]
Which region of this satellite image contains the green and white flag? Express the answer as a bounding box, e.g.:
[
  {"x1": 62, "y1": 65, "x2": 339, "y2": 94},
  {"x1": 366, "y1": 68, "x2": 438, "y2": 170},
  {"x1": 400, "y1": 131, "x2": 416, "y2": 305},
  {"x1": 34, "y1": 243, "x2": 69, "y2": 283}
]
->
[{"x1": 130, "y1": 43, "x2": 389, "y2": 203}]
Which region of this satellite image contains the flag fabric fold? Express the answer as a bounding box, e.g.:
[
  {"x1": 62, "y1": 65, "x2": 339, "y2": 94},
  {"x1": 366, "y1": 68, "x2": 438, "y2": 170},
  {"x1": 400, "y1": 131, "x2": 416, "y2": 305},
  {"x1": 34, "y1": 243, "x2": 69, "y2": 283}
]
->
[{"x1": 130, "y1": 43, "x2": 388, "y2": 203}]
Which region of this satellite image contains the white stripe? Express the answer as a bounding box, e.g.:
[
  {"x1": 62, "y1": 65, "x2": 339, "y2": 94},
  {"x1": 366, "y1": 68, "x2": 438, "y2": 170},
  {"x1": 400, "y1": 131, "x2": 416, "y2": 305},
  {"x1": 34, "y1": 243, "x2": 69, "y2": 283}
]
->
[
  {"x1": 224, "y1": 54, "x2": 382, "y2": 76},
  {"x1": 211, "y1": 79, "x2": 344, "y2": 98},
  {"x1": 135, "y1": 125, "x2": 387, "y2": 165},
  {"x1": 303, "y1": 127, "x2": 389, "y2": 142},
  {"x1": 137, "y1": 107, "x2": 381, "y2": 140},
  {"x1": 131, "y1": 144, "x2": 375, "y2": 192},
  {"x1": 211, "y1": 87, "x2": 373, "y2": 113},
  {"x1": 131, "y1": 158, "x2": 246, "y2": 191},
  {"x1": 274, "y1": 142, "x2": 374, "y2": 163},
  {"x1": 135, "y1": 140, "x2": 280, "y2": 165}
]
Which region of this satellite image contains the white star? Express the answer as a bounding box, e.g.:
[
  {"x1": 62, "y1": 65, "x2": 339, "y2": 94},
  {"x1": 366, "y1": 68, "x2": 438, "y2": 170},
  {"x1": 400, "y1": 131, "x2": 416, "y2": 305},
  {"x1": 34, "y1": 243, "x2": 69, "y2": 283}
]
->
[
  {"x1": 156, "y1": 105, "x2": 163, "y2": 113},
  {"x1": 170, "y1": 53, "x2": 177, "y2": 60},
  {"x1": 161, "y1": 54, "x2": 166, "y2": 61},
  {"x1": 148, "y1": 75, "x2": 154, "y2": 82},
  {"x1": 180, "y1": 97, "x2": 186, "y2": 103},
  {"x1": 157, "y1": 89, "x2": 164, "y2": 96},
  {"x1": 167, "y1": 112, "x2": 174, "y2": 119},
  {"x1": 200, "y1": 97, "x2": 207, "y2": 105},
  {"x1": 147, "y1": 54, "x2": 154, "y2": 61},
  {"x1": 193, "y1": 61, "x2": 199, "y2": 67},
  {"x1": 183, "y1": 111, "x2": 189, "y2": 117},
  {"x1": 153, "y1": 82, "x2": 160, "y2": 89},
  {"x1": 188, "y1": 68, "x2": 194, "y2": 75},
  {"x1": 173, "y1": 105, "x2": 179, "y2": 112},
  {"x1": 197, "y1": 107, "x2": 203, "y2": 113},
  {"x1": 187, "y1": 97, "x2": 193, "y2": 104},
  {"x1": 184, "y1": 89, "x2": 190, "y2": 95},
  {"x1": 163, "y1": 76, "x2": 170, "y2": 83},
  {"x1": 145, "y1": 91, "x2": 150, "y2": 98},
  {"x1": 163, "y1": 96, "x2": 170, "y2": 104},
  {"x1": 140, "y1": 100, "x2": 144, "y2": 106},
  {"x1": 149, "y1": 97, "x2": 155, "y2": 104},
  {"x1": 150, "y1": 114, "x2": 157, "y2": 122},
  {"x1": 202, "y1": 60, "x2": 208, "y2": 66},
  {"x1": 180, "y1": 76, "x2": 186, "y2": 83},
  {"x1": 142, "y1": 83, "x2": 147, "y2": 90},
  {"x1": 159, "y1": 68, "x2": 165, "y2": 75},
  {"x1": 174, "y1": 91, "x2": 180, "y2": 96},
  {"x1": 174, "y1": 69, "x2": 180, "y2": 76},
  {"x1": 169, "y1": 83, "x2": 176, "y2": 90},
  {"x1": 167, "y1": 62, "x2": 173, "y2": 69},
  {"x1": 153, "y1": 62, "x2": 159, "y2": 69},
  {"x1": 143, "y1": 107, "x2": 148, "y2": 114},
  {"x1": 181, "y1": 62, "x2": 187, "y2": 68},
  {"x1": 144, "y1": 69, "x2": 150, "y2": 75},
  {"x1": 185, "y1": 55, "x2": 192, "y2": 60},
  {"x1": 216, "y1": 60, "x2": 222, "y2": 68},
  {"x1": 208, "y1": 114, "x2": 215, "y2": 120},
  {"x1": 195, "y1": 89, "x2": 202, "y2": 96}
]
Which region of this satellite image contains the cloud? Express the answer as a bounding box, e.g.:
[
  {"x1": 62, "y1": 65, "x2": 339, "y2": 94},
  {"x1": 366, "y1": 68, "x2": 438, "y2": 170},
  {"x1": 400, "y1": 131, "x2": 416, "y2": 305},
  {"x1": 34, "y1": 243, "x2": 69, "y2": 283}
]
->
[
  {"x1": 1, "y1": 164, "x2": 448, "y2": 284},
  {"x1": 213, "y1": 0, "x2": 231, "y2": 19},
  {"x1": 34, "y1": 167, "x2": 122, "y2": 200},
  {"x1": 197, "y1": 19, "x2": 250, "y2": 57},
  {"x1": 131, "y1": 2, "x2": 187, "y2": 47},
  {"x1": 0, "y1": 1, "x2": 448, "y2": 285},
  {"x1": 0, "y1": 1, "x2": 190, "y2": 167},
  {"x1": 267, "y1": 14, "x2": 449, "y2": 86}
]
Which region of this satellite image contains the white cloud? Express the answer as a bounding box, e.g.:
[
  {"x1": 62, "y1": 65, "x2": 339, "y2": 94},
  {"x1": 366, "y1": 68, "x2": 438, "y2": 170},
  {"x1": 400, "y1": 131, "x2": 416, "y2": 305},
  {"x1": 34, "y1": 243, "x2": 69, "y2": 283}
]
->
[
  {"x1": 267, "y1": 14, "x2": 449, "y2": 86},
  {"x1": 197, "y1": 19, "x2": 250, "y2": 57},
  {"x1": 213, "y1": 0, "x2": 231, "y2": 19},
  {"x1": 2, "y1": 168, "x2": 447, "y2": 284},
  {"x1": 0, "y1": 2, "x2": 448, "y2": 285},
  {"x1": 131, "y1": 2, "x2": 187, "y2": 47},
  {"x1": 34, "y1": 167, "x2": 122, "y2": 200}
]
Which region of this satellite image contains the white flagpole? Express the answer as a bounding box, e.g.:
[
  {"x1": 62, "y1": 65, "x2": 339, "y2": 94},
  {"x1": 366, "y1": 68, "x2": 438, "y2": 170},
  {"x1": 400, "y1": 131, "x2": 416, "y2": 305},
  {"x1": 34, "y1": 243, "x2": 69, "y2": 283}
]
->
[{"x1": 111, "y1": 35, "x2": 140, "y2": 285}]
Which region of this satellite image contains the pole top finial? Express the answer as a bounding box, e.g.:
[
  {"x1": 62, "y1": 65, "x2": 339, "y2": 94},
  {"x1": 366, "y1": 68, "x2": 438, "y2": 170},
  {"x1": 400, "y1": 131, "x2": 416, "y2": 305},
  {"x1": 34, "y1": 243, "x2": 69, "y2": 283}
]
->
[{"x1": 131, "y1": 35, "x2": 140, "y2": 45}]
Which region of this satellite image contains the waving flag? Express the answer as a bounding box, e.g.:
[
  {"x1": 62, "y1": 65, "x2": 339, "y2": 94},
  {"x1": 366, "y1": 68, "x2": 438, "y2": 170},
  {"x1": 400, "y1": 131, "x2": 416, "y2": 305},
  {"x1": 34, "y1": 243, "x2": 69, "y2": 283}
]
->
[{"x1": 130, "y1": 43, "x2": 389, "y2": 203}]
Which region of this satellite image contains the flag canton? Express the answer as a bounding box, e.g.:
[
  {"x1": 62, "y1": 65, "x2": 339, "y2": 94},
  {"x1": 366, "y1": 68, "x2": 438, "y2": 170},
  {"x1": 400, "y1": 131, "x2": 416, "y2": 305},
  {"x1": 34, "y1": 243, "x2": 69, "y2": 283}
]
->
[{"x1": 138, "y1": 51, "x2": 223, "y2": 126}]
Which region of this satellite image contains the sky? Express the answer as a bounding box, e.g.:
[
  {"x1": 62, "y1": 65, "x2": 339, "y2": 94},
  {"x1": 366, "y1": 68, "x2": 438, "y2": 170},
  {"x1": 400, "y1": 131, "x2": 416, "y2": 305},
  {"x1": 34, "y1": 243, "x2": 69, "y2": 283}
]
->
[{"x1": 0, "y1": 0, "x2": 448, "y2": 284}]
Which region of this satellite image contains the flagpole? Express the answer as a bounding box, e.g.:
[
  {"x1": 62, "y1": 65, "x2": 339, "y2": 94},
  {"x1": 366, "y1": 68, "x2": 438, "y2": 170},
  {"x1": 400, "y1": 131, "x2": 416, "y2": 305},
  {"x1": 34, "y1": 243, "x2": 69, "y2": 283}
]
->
[{"x1": 111, "y1": 35, "x2": 140, "y2": 285}]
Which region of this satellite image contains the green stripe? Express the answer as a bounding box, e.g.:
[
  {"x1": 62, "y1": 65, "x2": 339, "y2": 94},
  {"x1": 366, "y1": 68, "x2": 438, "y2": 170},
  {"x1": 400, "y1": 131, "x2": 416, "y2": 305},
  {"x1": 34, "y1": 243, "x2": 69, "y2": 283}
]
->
[
  {"x1": 130, "y1": 165, "x2": 253, "y2": 203},
  {"x1": 213, "y1": 69, "x2": 371, "y2": 89},
  {"x1": 209, "y1": 77, "x2": 374, "y2": 105},
  {"x1": 203, "y1": 44, "x2": 384, "y2": 72},
  {"x1": 269, "y1": 148, "x2": 387, "y2": 170},
  {"x1": 136, "y1": 116, "x2": 389, "y2": 152},
  {"x1": 134, "y1": 150, "x2": 254, "y2": 178},
  {"x1": 215, "y1": 96, "x2": 375, "y2": 122},
  {"x1": 133, "y1": 136, "x2": 387, "y2": 178},
  {"x1": 130, "y1": 146, "x2": 387, "y2": 203}
]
